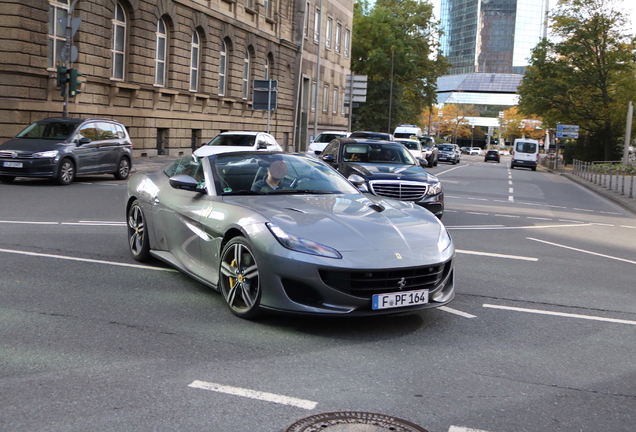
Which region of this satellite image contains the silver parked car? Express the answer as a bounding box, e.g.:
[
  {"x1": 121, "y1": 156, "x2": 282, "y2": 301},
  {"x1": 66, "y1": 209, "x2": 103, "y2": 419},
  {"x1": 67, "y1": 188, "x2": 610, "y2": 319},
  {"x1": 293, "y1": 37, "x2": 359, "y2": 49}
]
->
[{"x1": 126, "y1": 151, "x2": 455, "y2": 319}]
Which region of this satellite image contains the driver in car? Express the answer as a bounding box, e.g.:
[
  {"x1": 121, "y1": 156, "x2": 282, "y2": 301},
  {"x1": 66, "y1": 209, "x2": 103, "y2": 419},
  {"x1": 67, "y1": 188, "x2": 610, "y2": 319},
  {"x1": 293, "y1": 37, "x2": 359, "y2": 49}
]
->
[{"x1": 251, "y1": 160, "x2": 291, "y2": 192}]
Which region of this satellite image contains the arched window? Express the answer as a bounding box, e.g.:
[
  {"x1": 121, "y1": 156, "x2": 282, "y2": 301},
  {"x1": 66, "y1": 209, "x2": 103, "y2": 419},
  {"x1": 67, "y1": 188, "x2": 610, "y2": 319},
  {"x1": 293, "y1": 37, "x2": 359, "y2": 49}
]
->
[
  {"x1": 219, "y1": 40, "x2": 227, "y2": 96},
  {"x1": 264, "y1": 56, "x2": 269, "y2": 80},
  {"x1": 155, "y1": 19, "x2": 167, "y2": 86},
  {"x1": 190, "y1": 31, "x2": 200, "y2": 92},
  {"x1": 111, "y1": 3, "x2": 126, "y2": 80},
  {"x1": 48, "y1": 0, "x2": 69, "y2": 68},
  {"x1": 242, "y1": 50, "x2": 251, "y2": 99}
]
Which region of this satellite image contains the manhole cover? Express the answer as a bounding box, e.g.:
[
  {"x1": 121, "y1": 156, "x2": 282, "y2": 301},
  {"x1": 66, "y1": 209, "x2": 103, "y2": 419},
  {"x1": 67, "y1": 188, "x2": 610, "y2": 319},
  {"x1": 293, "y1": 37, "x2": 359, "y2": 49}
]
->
[{"x1": 286, "y1": 411, "x2": 429, "y2": 432}]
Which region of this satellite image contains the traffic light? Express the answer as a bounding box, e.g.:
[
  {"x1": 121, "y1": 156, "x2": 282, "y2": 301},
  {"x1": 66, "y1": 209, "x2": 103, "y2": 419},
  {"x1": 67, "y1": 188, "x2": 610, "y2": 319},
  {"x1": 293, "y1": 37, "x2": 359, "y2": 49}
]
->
[
  {"x1": 56, "y1": 65, "x2": 69, "y2": 97},
  {"x1": 68, "y1": 68, "x2": 82, "y2": 97}
]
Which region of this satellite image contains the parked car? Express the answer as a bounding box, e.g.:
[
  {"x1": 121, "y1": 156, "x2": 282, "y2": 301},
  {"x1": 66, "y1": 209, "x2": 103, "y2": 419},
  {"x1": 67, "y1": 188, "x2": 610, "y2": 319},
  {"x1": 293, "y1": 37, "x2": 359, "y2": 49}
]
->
[
  {"x1": 348, "y1": 131, "x2": 394, "y2": 141},
  {"x1": 437, "y1": 144, "x2": 461, "y2": 164},
  {"x1": 195, "y1": 131, "x2": 282, "y2": 157},
  {"x1": 320, "y1": 138, "x2": 444, "y2": 218},
  {"x1": 0, "y1": 117, "x2": 133, "y2": 185},
  {"x1": 305, "y1": 131, "x2": 349, "y2": 157},
  {"x1": 468, "y1": 147, "x2": 483, "y2": 155},
  {"x1": 460, "y1": 146, "x2": 470, "y2": 154},
  {"x1": 484, "y1": 150, "x2": 501, "y2": 163},
  {"x1": 395, "y1": 138, "x2": 426, "y2": 164},
  {"x1": 126, "y1": 151, "x2": 455, "y2": 318}
]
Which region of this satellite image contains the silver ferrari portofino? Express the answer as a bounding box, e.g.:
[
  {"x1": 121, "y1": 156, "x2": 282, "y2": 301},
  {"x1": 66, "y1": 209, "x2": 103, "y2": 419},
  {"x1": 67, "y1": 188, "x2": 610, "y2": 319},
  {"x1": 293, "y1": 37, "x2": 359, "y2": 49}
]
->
[{"x1": 126, "y1": 151, "x2": 455, "y2": 319}]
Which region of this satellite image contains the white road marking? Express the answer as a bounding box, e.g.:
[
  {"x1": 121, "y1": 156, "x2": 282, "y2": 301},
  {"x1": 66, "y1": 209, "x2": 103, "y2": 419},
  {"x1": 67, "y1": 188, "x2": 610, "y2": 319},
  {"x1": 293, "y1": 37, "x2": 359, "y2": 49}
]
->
[
  {"x1": 508, "y1": 196, "x2": 514, "y2": 202},
  {"x1": 449, "y1": 426, "x2": 491, "y2": 432},
  {"x1": 508, "y1": 188, "x2": 514, "y2": 193},
  {"x1": 456, "y1": 249, "x2": 538, "y2": 261},
  {"x1": 449, "y1": 223, "x2": 592, "y2": 231},
  {"x1": 527, "y1": 217, "x2": 552, "y2": 220},
  {"x1": 438, "y1": 306, "x2": 477, "y2": 318},
  {"x1": 573, "y1": 208, "x2": 594, "y2": 212},
  {"x1": 467, "y1": 197, "x2": 488, "y2": 201},
  {"x1": 590, "y1": 223, "x2": 614, "y2": 227},
  {"x1": 508, "y1": 180, "x2": 513, "y2": 185},
  {"x1": 621, "y1": 225, "x2": 636, "y2": 229},
  {"x1": 527, "y1": 237, "x2": 636, "y2": 265},
  {"x1": 61, "y1": 222, "x2": 126, "y2": 226},
  {"x1": 494, "y1": 214, "x2": 519, "y2": 218},
  {"x1": 0, "y1": 220, "x2": 58, "y2": 225},
  {"x1": 483, "y1": 304, "x2": 636, "y2": 326},
  {"x1": 188, "y1": 380, "x2": 317, "y2": 410},
  {"x1": 0, "y1": 248, "x2": 176, "y2": 271},
  {"x1": 466, "y1": 212, "x2": 489, "y2": 215},
  {"x1": 600, "y1": 211, "x2": 622, "y2": 215},
  {"x1": 558, "y1": 219, "x2": 585, "y2": 223}
]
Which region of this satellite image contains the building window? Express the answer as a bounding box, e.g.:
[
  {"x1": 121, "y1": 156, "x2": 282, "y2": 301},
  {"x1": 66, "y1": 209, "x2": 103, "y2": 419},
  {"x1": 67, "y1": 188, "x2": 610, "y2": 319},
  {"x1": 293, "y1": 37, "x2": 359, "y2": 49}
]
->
[
  {"x1": 190, "y1": 32, "x2": 200, "y2": 92},
  {"x1": 344, "y1": 28, "x2": 351, "y2": 59},
  {"x1": 219, "y1": 40, "x2": 227, "y2": 96},
  {"x1": 48, "y1": 0, "x2": 69, "y2": 68},
  {"x1": 304, "y1": 2, "x2": 310, "y2": 38},
  {"x1": 335, "y1": 23, "x2": 341, "y2": 53},
  {"x1": 111, "y1": 4, "x2": 126, "y2": 79},
  {"x1": 264, "y1": 55, "x2": 270, "y2": 79},
  {"x1": 245, "y1": 0, "x2": 254, "y2": 10},
  {"x1": 313, "y1": 6, "x2": 320, "y2": 44},
  {"x1": 155, "y1": 19, "x2": 167, "y2": 86},
  {"x1": 311, "y1": 80, "x2": 316, "y2": 112},
  {"x1": 325, "y1": 17, "x2": 332, "y2": 49},
  {"x1": 323, "y1": 85, "x2": 329, "y2": 112},
  {"x1": 333, "y1": 88, "x2": 338, "y2": 114},
  {"x1": 263, "y1": 0, "x2": 273, "y2": 18},
  {"x1": 243, "y1": 50, "x2": 251, "y2": 99}
]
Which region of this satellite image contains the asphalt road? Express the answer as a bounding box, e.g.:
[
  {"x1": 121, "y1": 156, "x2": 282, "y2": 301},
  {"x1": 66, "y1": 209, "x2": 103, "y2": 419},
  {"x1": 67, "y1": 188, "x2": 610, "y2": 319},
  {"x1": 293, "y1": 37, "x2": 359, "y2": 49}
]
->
[{"x1": 1, "y1": 156, "x2": 635, "y2": 432}]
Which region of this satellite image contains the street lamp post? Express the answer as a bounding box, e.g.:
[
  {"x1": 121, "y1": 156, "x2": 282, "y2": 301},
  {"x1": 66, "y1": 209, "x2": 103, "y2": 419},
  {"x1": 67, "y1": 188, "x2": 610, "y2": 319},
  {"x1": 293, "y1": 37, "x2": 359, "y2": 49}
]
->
[{"x1": 471, "y1": 124, "x2": 474, "y2": 147}]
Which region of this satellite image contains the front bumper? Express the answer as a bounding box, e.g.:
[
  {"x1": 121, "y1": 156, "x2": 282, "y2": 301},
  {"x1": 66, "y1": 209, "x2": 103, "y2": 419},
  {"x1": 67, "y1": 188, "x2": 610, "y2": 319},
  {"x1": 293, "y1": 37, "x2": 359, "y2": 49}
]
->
[{"x1": 0, "y1": 157, "x2": 58, "y2": 179}]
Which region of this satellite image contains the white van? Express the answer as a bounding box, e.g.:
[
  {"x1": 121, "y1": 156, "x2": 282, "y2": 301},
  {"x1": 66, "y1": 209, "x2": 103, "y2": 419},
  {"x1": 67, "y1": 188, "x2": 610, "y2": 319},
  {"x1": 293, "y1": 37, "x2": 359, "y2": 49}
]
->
[
  {"x1": 393, "y1": 124, "x2": 422, "y2": 139},
  {"x1": 511, "y1": 138, "x2": 539, "y2": 171}
]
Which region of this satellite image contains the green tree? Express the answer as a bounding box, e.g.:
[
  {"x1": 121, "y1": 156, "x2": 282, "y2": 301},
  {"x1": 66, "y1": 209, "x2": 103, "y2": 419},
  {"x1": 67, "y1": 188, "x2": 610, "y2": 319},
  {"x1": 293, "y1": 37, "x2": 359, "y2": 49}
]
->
[
  {"x1": 517, "y1": 0, "x2": 636, "y2": 161},
  {"x1": 351, "y1": 0, "x2": 449, "y2": 132}
]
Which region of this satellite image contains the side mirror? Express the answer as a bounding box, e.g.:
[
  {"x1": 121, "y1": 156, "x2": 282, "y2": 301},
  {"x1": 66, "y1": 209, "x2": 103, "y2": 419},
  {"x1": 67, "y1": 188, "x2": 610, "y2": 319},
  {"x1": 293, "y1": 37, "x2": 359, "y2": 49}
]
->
[
  {"x1": 169, "y1": 175, "x2": 201, "y2": 192},
  {"x1": 78, "y1": 137, "x2": 91, "y2": 145},
  {"x1": 417, "y1": 157, "x2": 428, "y2": 168},
  {"x1": 321, "y1": 154, "x2": 336, "y2": 163}
]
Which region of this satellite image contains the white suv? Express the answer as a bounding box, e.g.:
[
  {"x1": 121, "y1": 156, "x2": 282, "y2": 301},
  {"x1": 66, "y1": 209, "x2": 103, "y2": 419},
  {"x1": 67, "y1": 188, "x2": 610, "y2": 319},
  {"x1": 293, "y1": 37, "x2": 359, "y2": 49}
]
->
[{"x1": 195, "y1": 132, "x2": 282, "y2": 156}]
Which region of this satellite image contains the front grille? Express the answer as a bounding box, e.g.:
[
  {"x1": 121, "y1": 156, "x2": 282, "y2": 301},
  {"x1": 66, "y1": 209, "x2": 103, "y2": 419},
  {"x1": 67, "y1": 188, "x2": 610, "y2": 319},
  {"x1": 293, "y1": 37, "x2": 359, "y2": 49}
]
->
[
  {"x1": 369, "y1": 180, "x2": 427, "y2": 201},
  {"x1": 319, "y1": 260, "x2": 452, "y2": 299},
  {"x1": 0, "y1": 151, "x2": 34, "y2": 159}
]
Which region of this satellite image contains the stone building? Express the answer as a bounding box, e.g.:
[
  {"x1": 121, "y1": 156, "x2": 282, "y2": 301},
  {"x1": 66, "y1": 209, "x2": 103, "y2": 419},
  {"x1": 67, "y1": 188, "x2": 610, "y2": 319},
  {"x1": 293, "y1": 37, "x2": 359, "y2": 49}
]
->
[{"x1": 0, "y1": 0, "x2": 352, "y2": 157}]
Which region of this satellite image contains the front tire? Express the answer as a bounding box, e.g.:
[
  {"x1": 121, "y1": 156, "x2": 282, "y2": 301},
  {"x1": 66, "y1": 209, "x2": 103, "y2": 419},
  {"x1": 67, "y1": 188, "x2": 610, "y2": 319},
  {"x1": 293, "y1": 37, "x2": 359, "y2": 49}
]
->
[
  {"x1": 127, "y1": 200, "x2": 151, "y2": 262},
  {"x1": 56, "y1": 158, "x2": 75, "y2": 185},
  {"x1": 219, "y1": 237, "x2": 261, "y2": 319},
  {"x1": 114, "y1": 157, "x2": 131, "y2": 180}
]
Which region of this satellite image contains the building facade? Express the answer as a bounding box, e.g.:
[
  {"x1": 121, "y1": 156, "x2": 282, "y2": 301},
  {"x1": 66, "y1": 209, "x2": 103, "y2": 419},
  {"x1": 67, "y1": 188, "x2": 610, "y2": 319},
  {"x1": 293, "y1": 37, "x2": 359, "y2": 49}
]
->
[
  {"x1": 439, "y1": 0, "x2": 549, "y2": 75},
  {"x1": 0, "y1": 0, "x2": 352, "y2": 157}
]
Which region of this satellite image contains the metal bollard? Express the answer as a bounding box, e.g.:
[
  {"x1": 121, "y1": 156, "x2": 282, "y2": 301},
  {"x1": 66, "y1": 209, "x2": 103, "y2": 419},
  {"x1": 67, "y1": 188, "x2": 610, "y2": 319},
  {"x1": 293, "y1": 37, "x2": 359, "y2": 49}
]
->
[{"x1": 621, "y1": 169, "x2": 625, "y2": 195}]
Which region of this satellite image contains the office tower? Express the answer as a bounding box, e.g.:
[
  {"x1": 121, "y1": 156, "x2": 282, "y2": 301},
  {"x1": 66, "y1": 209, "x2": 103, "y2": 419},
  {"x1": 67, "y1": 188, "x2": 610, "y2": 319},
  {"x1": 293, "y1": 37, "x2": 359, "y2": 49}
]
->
[{"x1": 440, "y1": 0, "x2": 549, "y2": 75}]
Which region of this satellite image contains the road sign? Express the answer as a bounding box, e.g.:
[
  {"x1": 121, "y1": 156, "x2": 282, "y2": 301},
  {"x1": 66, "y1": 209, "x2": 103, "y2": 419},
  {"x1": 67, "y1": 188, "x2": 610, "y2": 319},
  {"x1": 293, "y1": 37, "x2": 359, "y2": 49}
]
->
[
  {"x1": 253, "y1": 79, "x2": 277, "y2": 90},
  {"x1": 556, "y1": 131, "x2": 579, "y2": 139},
  {"x1": 252, "y1": 89, "x2": 277, "y2": 110},
  {"x1": 557, "y1": 124, "x2": 579, "y2": 132}
]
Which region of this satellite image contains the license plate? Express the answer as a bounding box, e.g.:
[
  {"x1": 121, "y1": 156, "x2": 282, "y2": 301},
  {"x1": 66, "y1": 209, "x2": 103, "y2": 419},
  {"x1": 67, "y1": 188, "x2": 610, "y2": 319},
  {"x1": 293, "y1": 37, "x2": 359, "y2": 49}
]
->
[
  {"x1": 372, "y1": 289, "x2": 429, "y2": 310},
  {"x1": 2, "y1": 161, "x2": 23, "y2": 168}
]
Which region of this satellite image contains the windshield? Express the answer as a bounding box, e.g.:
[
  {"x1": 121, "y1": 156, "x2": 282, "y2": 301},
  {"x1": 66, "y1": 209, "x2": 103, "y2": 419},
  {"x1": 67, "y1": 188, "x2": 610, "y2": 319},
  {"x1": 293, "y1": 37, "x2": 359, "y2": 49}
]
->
[
  {"x1": 396, "y1": 140, "x2": 420, "y2": 150},
  {"x1": 16, "y1": 121, "x2": 75, "y2": 140},
  {"x1": 314, "y1": 133, "x2": 345, "y2": 143},
  {"x1": 212, "y1": 153, "x2": 359, "y2": 195},
  {"x1": 207, "y1": 134, "x2": 256, "y2": 147},
  {"x1": 515, "y1": 141, "x2": 537, "y2": 153},
  {"x1": 438, "y1": 145, "x2": 454, "y2": 151},
  {"x1": 343, "y1": 143, "x2": 416, "y2": 165}
]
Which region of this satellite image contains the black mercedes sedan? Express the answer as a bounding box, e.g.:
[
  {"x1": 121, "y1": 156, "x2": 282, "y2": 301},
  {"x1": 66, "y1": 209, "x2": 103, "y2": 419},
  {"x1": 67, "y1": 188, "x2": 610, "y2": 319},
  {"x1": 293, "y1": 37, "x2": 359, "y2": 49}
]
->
[{"x1": 320, "y1": 138, "x2": 444, "y2": 218}]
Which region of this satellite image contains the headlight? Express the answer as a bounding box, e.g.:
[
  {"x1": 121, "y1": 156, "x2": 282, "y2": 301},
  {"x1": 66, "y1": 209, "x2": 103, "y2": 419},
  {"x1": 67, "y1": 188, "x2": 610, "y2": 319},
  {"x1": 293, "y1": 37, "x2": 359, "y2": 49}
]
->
[
  {"x1": 33, "y1": 150, "x2": 59, "y2": 158},
  {"x1": 437, "y1": 226, "x2": 452, "y2": 252},
  {"x1": 427, "y1": 181, "x2": 442, "y2": 196},
  {"x1": 266, "y1": 223, "x2": 342, "y2": 259}
]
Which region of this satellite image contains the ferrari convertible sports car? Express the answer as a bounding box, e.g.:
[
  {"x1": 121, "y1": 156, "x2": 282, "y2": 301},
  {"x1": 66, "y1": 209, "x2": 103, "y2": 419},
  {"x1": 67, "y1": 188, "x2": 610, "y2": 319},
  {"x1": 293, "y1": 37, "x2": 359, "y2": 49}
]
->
[{"x1": 126, "y1": 151, "x2": 455, "y2": 319}]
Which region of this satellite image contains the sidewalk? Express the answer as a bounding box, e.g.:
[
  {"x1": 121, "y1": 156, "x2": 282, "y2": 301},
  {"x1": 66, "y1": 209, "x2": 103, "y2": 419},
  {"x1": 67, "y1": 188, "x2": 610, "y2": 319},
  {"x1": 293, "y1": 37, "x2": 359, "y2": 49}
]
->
[
  {"x1": 540, "y1": 163, "x2": 636, "y2": 216},
  {"x1": 131, "y1": 155, "x2": 179, "y2": 174}
]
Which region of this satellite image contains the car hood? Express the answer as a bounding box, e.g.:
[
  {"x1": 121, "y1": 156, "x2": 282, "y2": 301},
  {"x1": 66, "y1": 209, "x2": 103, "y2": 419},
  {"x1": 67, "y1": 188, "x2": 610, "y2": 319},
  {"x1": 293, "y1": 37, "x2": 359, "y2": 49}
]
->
[
  {"x1": 194, "y1": 145, "x2": 257, "y2": 156},
  {"x1": 0, "y1": 137, "x2": 69, "y2": 152},
  {"x1": 224, "y1": 194, "x2": 443, "y2": 256},
  {"x1": 342, "y1": 163, "x2": 436, "y2": 183}
]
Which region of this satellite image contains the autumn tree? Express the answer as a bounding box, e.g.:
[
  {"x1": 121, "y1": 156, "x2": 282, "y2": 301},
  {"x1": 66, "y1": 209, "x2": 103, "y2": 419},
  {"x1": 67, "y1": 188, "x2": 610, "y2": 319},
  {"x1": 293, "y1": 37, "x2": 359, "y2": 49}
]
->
[
  {"x1": 502, "y1": 107, "x2": 544, "y2": 142},
  {"x1": 351, "y1": 0, "x2": 449, "y2": 132},
  {"x1": 517, "y1": 0, "x2": 636, "y2": 161}
]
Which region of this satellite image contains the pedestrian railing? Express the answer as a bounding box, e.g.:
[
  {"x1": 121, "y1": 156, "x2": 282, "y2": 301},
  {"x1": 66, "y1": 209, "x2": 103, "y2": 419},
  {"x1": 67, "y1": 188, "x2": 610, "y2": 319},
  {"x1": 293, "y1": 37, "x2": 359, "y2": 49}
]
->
[{"x1": 572, "y1": 160, "x2": 635, "y2": 199}]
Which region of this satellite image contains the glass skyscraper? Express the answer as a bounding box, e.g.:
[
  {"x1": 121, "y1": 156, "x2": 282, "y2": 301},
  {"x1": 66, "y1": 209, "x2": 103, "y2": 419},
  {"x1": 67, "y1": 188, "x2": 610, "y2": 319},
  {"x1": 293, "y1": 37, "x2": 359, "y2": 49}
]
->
[{"x1": 440, "y1": 0, "x2": 549, "y2": 75}]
